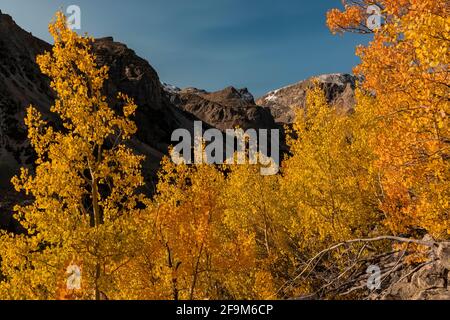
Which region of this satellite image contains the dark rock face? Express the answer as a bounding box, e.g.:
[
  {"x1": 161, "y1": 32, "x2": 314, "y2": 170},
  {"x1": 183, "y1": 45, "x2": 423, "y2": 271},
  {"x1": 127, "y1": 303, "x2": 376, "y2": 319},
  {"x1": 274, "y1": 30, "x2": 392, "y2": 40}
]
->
[
  {"x1": 90, "y1": 37, "x2": 202, "y2": 180},
  {"x1": 257, "y1": 73, "x2": 357, "y2": 124},
  {"x1": 0, "y1": 12, "x2": 53, "y2": 190}
]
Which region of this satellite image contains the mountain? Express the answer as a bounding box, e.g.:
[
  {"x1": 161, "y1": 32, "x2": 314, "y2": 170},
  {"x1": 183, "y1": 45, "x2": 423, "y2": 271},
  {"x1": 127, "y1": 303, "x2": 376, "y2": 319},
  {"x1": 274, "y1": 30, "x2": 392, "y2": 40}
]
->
[
  {"x1": 257, "y1": 73, "x2": 356, "y2": 124},
  {"x1": 0, "y1": 11, "x2": 356, "y2": 230},
  {"x1": 164, "y1": 85, "x2": 277, "y2": 131}
]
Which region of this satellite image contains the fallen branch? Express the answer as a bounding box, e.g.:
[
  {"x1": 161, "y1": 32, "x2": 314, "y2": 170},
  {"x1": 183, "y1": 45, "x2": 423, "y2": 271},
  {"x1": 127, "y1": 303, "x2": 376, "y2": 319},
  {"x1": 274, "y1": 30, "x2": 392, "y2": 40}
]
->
[{"x1": 278, "y1": 235, "x2": 437, "y2": 297}]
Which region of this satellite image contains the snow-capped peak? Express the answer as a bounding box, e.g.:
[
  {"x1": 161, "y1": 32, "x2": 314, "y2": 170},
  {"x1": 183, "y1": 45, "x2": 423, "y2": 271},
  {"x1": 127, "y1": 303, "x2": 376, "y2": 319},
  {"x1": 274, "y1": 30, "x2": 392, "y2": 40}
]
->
[{"x1": 161, "y1": 82, "x2": 181, "y2": 94}]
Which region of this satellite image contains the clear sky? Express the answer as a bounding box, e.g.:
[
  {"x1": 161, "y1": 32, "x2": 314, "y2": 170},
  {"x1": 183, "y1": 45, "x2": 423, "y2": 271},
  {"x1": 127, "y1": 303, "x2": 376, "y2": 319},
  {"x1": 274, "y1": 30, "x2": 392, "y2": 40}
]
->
[{"x1": 0, "y1": 0, "x2": 369, "y2": 97}]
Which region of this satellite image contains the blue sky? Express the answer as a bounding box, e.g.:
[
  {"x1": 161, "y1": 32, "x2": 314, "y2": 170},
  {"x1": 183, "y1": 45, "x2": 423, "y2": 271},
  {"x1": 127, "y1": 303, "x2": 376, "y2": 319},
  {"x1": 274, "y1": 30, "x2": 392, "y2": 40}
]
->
[{"x1": 0, "y1": 0, "x2": 369, "y2": 96}]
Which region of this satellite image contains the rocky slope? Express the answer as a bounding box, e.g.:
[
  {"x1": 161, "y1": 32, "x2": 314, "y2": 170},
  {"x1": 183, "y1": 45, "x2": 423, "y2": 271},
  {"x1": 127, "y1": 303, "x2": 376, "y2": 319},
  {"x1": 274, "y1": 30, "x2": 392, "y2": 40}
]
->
[
  {"x1": 257, "y1": 73, "x2": 356, "y2": 124},
  {"x1": 0, "y1": 11, "x2": 53, "y2": 190},
  {"x1": 90, "y1": 36, "x2": 200, "y2": 180}
]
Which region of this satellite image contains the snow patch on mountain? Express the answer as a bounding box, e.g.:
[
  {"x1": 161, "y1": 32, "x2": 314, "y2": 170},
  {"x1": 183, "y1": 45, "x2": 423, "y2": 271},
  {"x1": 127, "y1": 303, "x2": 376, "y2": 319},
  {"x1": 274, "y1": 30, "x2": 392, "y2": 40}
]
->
[
  {"x1": 161, "y1": 82, "x2": 181, "y2": 94},
  {"x1": 265, "y1": 92, "x2": 279, "y2": 102}
]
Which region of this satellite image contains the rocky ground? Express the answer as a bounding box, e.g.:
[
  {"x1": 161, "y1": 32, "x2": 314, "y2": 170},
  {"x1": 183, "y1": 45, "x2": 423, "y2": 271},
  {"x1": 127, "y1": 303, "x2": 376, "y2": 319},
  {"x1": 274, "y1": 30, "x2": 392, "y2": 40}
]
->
[
  {"x1": 290, "y1": 235, "x2": 450, "y2": 300},
  {"x1": 372, "y1": 239, "x2": 450, "y2": 300}
]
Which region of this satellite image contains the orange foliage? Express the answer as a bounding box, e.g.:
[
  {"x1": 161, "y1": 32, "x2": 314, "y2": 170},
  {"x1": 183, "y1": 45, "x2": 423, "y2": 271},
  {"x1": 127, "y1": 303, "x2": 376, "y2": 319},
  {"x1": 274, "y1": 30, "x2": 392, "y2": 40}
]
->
[{"x1": 328, "y1": 0, "x2": 450, "y2": 238}]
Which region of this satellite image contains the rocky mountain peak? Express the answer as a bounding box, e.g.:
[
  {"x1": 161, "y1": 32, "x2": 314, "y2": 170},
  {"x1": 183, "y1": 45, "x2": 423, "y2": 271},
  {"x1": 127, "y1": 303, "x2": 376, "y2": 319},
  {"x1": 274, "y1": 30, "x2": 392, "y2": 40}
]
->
[
  {"x1": 200, "y1": 86, "x2": 255, "y2": 107},
  {"x1": 0, "y1": 13, "x2": 195, "y2": 193},
  {"x1": 257, "y1": 73, "x2": 356, "y2": 124},
  {"x1": 0, "y1": 10, "x2": 14, "y2": 26},
  {"x1": 166, "y1": 85, "x2": 275, "y2": 131}
]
